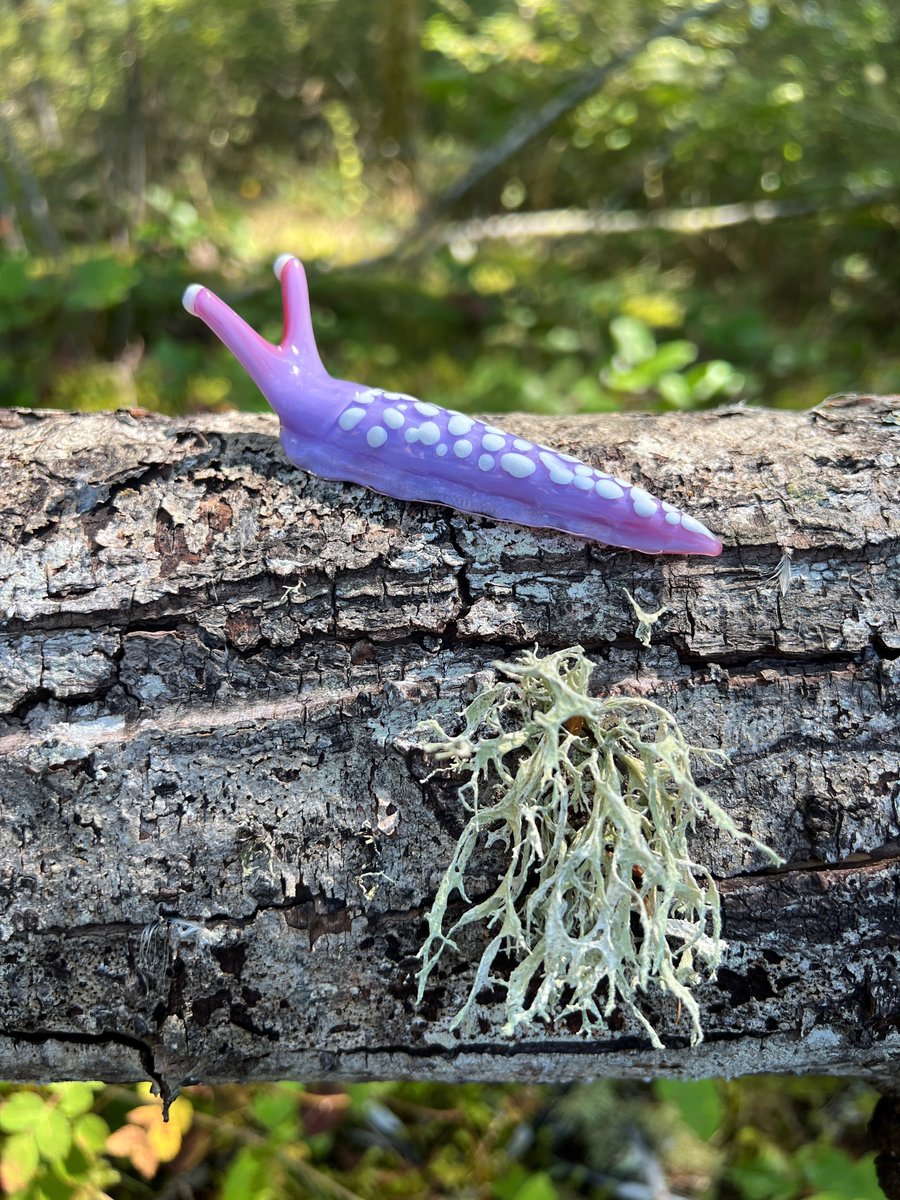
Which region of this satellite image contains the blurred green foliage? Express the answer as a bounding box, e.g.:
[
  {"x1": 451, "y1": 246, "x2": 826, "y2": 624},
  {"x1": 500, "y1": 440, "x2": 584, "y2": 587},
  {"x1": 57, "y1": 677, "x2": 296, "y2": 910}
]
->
[
  {"x1": 0, "y1": 1076, "x2": 882, "y2": 1199},
  {"x1": 1, "y1": 0, "x2": 899, "y2": 413},
  {"x1": 1, "y1": 0, "x2": 895, "y2": 1195}
]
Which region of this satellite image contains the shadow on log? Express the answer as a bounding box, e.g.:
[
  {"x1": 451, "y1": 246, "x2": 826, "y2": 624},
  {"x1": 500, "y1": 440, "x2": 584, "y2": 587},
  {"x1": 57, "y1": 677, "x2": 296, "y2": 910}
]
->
[{"x1": 0, "y1": 397, "x2": 898, "y2": 1094}]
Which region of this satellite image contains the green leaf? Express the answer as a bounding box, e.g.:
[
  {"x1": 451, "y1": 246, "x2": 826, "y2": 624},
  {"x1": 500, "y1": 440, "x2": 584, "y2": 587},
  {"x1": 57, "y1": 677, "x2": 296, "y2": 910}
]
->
[
  {"x1": 0, "y1": 1131, "x2": 40, "y2": 1192},
  {"x1": 644, "y1": 340, "x2": 699, "y2": 375},
  {"x1": 61, "y1": 1138, "x2": 91, "y2": 1180},
  {"x1": 606, "y1": 340, "x2": 699, "y2": 392},
  {"x1": 250, "y1": 1088, "x2": 299, "y2": 1132},
  {"x1": 0, "y1": 259, "x2": 33, "y2": 303},
  {"x1": 72, "y1": 1112, "x2": 110, "y2": 1152},
  {"x1": 544, "y1": 326, "x2": 582, "y2": 353},
  {"x1": 0, "y1": 1091, "x2": 45, "y2": 1132},
  {"x1": 512, "y1": 1172, "x2": 558, "y2": 1200},
  {"x1": 800, "y1": 1145, "x2": 884, "y2": 1199},
  {"x1": 655, "y1": 1079, "x2": 724, "y2": 1141},
  {"x1": 33, "y1": 1105, "x2": 72, "y2": 1163},
  {"x1": 657, "y1": 372, "x2": 693, "y2": 408},
  {"x1": 221, "y1": 1147, "x2": 265, "y2": 1200},
  {"x1": 62, "y1": 257, "x2": 140, "y2": 311},
  {"x1": 685, "y1": 359, "x2": 744, "y2": 401},
  {"x1": 609, "y1": 315, "x2": 657, "y2": 365},
  {"x1": 32, "y1": 1172, "x2": 75, "y2": 1200},
  {"x1": 727, "y1": 1144, "x2": 797, "y2": 1200},
  {"x1": 48, "y1": 1083, "x2": 99, "y2": 1119},
  {"x1": 492, "y1": 1163, "x2": 530, "y2": 1200}
]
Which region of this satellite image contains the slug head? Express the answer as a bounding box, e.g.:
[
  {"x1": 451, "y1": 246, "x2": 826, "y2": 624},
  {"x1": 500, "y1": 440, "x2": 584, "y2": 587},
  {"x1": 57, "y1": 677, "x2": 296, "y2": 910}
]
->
[{"x1": 183, "y1": 256, "x2": 329, "y2": 426}]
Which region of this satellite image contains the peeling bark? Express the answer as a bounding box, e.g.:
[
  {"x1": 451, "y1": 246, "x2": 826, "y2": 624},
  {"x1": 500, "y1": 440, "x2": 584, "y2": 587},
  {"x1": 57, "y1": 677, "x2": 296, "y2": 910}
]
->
[{"x1": 0, "y1": 398, "x2": 898, "y2": 1093}]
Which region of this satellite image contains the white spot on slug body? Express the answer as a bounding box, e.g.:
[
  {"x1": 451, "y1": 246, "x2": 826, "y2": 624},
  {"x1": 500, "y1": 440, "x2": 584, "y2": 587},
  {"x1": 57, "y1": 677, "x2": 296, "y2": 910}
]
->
[
  {"x1": 573, "y1": 475, "x2": 594, "y2": 491},
  {"x1": 539, "y1": 452, "x2": 574, "y2": 484},
  {"x1": 367, "y1": 426, "x2": 388, "y2": 448},
  {"x1": 665, "y1": 511, "x2": 682, "y2": 525},
  {"x1": 538, "y1": 448, "x2": 578, "y2": 484},
  {"x1": 482, "y1": 433, "x2": 505, "y2": 452},
  {"x1": 513, "y1": 439, "x2": 532, "y2": 451},
  {"x1": 436, "y1": 444, "x2": 448, "y2": 456},
  {"x1": 418, "y1": 421, "x2": 441, "y2": 445},
  {"x1": 478, "y1": 454, "x2": 494, "y2": 471},
  {"x1": 681, "y1": 513, "x2": 714, "y2": 537},
  {"x1": 575, "y1": 465, "x2": 593, "y2": 476},
  {"x1": 448, "y1": 414, "x2": 473, "y2": 436},
  {"x1": 631, "y1": 487, "x2": 657, "y2": 517},
  {"x1": 414, "y1": 401, "x2": 438, "y2": 416},
  {"x1": 594, "y1": 478, "x2": 625, "y2": 500},
  {"x1": 383, "y1": 407, "x2": 404, "y2": 429},
  {"x1": 454, "y1": 439, "x2": 473, "y2": 458},
  {"x1": 339, "y1": 406, "x2": 367, "y2": 430},
  {"x1": 405, "y1": 427, "x2": 420, "y2": 443},
  {"x1": 500, "y1": 452, "x2": 536, "y2": 478}
]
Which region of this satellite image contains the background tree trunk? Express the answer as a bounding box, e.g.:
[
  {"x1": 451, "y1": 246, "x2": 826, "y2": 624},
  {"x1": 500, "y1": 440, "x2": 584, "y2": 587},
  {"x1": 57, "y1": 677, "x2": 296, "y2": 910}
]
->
[
  {"x1": 376, "y1": 0, "x2": 421, "y2": 182},
  {"x1": 0, "y1": 398, "x2": 898, "y2": 1098}
]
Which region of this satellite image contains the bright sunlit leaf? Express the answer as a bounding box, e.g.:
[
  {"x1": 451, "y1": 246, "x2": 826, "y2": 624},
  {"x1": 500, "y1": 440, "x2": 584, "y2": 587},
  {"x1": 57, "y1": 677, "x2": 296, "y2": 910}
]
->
[
  {"x1": 0, "y1": 1091, "x2": 44, "y2": 1133},
  {"x1": 48, "y1": 1082, "x2": 101, "y2": 1119},
  {"x1": 32, "y1": 1104, "x2": 72, "y2": 1163},
  {"x1": 0, "y1": 1132, "x2": 40, "y2": 1193},
  {"x1": 656, "y1": 1079, "x2": 725, "y2": 1141}
]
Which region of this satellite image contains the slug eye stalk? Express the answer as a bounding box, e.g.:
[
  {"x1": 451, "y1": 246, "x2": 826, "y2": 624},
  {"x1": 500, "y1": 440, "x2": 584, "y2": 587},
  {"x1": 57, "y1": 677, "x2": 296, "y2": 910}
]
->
[{"x1": 183, "y1": 256, "x2": 325, "y2": 423}]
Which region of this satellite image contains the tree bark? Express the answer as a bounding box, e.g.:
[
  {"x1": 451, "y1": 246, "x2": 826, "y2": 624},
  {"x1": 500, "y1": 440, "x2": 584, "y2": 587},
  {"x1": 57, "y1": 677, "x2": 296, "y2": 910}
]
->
[{"x1": 0, "y1": 399, "x2": 898, "y2": 1096}]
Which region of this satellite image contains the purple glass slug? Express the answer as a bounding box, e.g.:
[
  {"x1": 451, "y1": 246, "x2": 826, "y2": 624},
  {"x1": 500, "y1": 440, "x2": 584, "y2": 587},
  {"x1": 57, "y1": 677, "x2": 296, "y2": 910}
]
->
[{"x1": 182, "y1": 256, "x2": 722, "y2": 556}]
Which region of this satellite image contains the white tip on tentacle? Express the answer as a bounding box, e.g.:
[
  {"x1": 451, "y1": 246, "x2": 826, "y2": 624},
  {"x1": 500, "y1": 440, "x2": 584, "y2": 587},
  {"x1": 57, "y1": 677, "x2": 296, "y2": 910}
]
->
[
  {"x1": 182, "y1": 284, "x2": 203, "y2": 315},
  {"x1": 274, "y1": 254, "x2": 295, "y2": 280}
]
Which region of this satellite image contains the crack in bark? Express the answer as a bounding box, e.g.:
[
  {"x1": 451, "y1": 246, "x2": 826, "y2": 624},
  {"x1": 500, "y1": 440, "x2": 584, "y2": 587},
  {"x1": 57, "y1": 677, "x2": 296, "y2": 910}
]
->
[{"x1": 0, "y1": 1026, "x2": 167, "y2": 1103}]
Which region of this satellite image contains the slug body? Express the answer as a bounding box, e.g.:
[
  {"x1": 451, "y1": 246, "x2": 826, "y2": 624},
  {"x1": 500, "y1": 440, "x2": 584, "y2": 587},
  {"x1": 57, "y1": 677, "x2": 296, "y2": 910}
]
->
[{"x1": 183, "y1": 256, "x2": 722, "y2": 556}]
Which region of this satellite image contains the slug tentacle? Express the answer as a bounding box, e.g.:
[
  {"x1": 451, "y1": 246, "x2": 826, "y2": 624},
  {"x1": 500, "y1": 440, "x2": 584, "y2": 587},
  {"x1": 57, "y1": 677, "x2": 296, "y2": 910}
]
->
[
  {"x1": 274, "y1": 254, "x2": 325, "y2": 375},
  {"x1": 182, "y1": 281, "x2": 287, "y2": 409},
  {"x1": 183, "y1": 256, "x2": 723, "y2": 557}
]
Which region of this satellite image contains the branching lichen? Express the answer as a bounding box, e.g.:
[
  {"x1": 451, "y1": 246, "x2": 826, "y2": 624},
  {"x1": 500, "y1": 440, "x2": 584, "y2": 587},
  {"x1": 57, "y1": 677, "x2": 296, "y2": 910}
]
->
[
  {"x1": 623, "y1": 588, "x2": 670, "y2": 647},
  {"x1": 416, "y1": 646, "x2": 782, "y2": 1048}
]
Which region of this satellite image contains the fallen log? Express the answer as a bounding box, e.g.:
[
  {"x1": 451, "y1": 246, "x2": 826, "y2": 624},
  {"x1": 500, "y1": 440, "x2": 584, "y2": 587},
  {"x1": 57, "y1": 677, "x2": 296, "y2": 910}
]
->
[{"x1": 0, "y1": 397, "x2": 898, "y2": 1094}]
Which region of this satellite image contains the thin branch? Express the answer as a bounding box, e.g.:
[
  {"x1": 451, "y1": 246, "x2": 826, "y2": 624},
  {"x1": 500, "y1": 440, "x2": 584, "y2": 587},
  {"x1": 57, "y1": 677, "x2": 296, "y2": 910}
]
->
[
  {"x1": 438, "y1": 187, "x2": 897, "y2": 246},
  {"x1": 392, "y1": 0, "x2": 730, "y2": 256}
]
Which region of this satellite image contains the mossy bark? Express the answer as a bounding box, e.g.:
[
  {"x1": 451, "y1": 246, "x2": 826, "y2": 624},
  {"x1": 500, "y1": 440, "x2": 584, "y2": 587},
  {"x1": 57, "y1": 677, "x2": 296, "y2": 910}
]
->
[{"x1": 0, "y1": 398, "x2": 898, "y2": 1093}]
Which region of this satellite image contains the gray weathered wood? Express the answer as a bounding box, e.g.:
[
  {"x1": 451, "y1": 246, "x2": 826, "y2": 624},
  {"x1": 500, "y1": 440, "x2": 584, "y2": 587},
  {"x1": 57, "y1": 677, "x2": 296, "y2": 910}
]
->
[{"x1": 0, "y1": 399, "x2": 898, "y2": 1095}]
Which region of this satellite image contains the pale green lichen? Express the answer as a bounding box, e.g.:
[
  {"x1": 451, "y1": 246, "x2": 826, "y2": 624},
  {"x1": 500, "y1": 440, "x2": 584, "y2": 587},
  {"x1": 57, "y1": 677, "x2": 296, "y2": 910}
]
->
[
  {"x1": 416, "y1": 646, "x2": 782, "y2": 1048},
  {"x1": 623, "y1": 588, "x2": 670, "y2": 647}
]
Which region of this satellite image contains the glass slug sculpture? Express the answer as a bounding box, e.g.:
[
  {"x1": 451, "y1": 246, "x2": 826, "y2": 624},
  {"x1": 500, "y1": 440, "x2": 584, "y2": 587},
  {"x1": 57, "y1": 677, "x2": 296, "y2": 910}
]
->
[{"x1": 183, "y1": 256, "x2": 722, "y2": 556}]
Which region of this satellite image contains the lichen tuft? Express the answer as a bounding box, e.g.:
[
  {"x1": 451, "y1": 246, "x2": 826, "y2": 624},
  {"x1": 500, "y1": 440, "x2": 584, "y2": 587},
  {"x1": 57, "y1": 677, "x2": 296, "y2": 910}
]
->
[{"x1": 416, "y1": 646, "x2": 782, "y2": 1048}]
